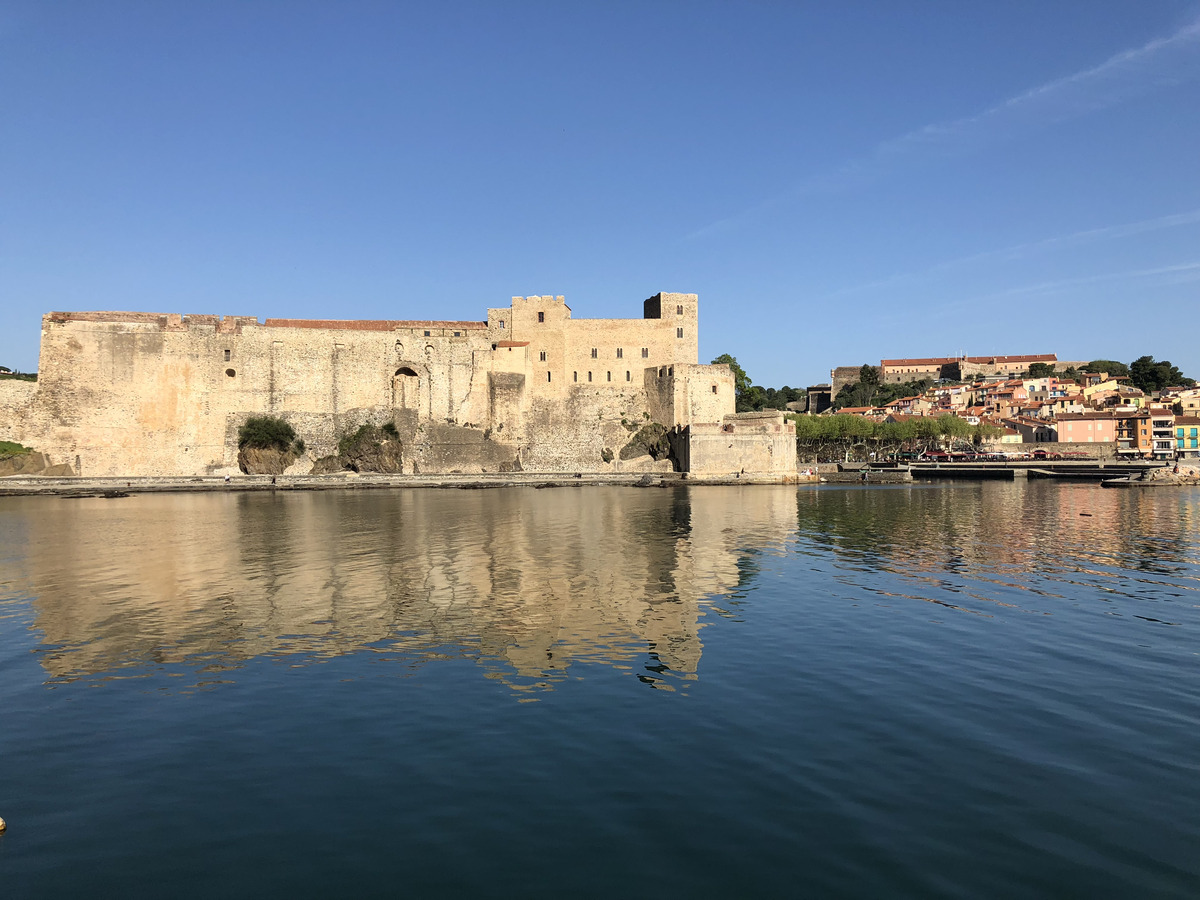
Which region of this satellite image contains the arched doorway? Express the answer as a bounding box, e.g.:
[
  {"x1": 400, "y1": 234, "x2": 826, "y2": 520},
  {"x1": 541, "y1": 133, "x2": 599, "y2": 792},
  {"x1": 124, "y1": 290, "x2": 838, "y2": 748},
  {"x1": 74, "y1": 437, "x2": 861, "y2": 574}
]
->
[{"x1": 392, "y1": 366, "x2": 420, "y2": 409}]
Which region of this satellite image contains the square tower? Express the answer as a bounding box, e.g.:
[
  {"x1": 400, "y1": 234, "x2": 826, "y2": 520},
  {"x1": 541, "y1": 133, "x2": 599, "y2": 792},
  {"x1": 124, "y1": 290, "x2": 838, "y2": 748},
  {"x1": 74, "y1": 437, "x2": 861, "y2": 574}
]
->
[{"x1": 643, "y1": 292, "x2": 698, "y2": 364}]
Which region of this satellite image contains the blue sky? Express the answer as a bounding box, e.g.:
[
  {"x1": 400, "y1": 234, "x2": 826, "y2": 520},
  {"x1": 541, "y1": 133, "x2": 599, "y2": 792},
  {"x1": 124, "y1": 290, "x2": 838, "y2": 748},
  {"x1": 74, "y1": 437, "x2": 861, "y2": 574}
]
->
[{"x1": 3, "y1": 1, "x2": 1198, "y2": 388}]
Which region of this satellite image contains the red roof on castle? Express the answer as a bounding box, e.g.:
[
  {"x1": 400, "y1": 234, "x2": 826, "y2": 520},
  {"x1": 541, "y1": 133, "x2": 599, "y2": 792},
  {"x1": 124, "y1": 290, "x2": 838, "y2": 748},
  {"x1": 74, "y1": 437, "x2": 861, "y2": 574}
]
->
[
  {"x1": 264, "y1": 319, "x2": 486, "y2": 331},
  {"x1": 45, "y1": 311, "x2": 488, "y2": 332}
]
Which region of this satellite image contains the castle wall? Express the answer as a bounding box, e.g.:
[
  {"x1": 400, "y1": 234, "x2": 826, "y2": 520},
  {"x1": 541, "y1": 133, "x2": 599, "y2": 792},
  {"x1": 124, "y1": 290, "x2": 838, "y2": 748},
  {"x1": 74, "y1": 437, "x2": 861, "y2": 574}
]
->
[
  {"x1": 522, "y1": 385, "x2": 656, "y2": 472},
  {"x1": 642, "y1": 364, "x2": 734, "y2": 430},
  {"x1": 0, "y1": 379, "x2": 41, "y2": 458},
  {"x1": 1, "y1": 291, "x2": 760, "y2": 478},
  {"x1": 16, "y1": 312, "x2": 503, "y2": 475},
  {"x1": 831, "y1": 365, "x2": 871, "y2": 399},
  {"x1": 677, "y1": 363, "x2": 734, "y2": 425},
  {"x1": 686, "y1": 411, "x2": 797, "y2": 477},
  {"x1": 0, "y1": 378, "x2": 37, "y2": 422}
]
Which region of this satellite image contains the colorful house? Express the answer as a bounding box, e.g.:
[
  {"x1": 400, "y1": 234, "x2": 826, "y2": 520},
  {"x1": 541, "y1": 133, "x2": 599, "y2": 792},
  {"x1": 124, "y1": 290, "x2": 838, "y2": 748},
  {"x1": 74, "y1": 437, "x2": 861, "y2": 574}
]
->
[
  {"x1": 1055, "y1": 412, "x2": 1118, "y2": 445},
  {"x1": 1175, "y1": 416, "x2": 1200, "y2": 458}
]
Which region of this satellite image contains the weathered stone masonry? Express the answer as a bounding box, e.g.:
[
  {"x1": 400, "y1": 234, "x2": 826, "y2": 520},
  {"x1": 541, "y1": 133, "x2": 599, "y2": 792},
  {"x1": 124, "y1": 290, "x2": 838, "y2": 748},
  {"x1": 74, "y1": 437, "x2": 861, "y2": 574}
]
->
[{"x1": 1, "y1": 292, "x2": 796, "y2": 478}]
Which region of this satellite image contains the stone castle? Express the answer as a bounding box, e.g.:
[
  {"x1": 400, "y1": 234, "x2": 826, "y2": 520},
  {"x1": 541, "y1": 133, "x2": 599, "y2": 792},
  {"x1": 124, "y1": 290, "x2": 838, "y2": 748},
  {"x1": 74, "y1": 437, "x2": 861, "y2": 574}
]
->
[{"x1": 0, "y1": 291, "x2": 796, "y2": 478}]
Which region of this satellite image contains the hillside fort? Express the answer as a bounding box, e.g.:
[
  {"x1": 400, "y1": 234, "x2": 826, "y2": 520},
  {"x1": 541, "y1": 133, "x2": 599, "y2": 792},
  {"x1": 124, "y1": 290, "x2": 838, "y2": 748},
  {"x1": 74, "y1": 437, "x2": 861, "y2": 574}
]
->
[{"x1": 0, "y1": 292, "x2": 796, "y2": 478}]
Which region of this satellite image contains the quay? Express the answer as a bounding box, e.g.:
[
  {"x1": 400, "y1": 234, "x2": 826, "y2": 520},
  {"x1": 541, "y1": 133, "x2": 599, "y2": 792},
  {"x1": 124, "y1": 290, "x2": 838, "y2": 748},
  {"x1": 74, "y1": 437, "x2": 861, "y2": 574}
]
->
[
  {"x1": 0, "y1": 470, "x2": 812, "y2": 497},
  {"x1": 908, "y1": 459, "x2": 1165, "y2": 481},
  {"x1": 820, "y1": 458, "x2": 1166, "y2": 484}
]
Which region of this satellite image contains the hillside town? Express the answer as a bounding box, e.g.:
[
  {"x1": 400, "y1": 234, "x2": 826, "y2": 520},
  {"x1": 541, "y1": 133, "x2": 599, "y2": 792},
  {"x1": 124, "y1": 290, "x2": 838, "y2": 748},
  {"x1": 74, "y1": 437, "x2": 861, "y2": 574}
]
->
[{"x1": 805, "y1": 354, "x2": 1199, "y2": 460}]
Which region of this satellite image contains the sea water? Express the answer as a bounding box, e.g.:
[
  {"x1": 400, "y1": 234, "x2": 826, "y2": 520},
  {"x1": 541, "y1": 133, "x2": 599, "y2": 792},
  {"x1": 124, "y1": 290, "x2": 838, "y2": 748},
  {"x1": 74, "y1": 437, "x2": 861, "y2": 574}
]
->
[{"x1": 0, "y1": 482, "x2": 1197, "y2": 897}]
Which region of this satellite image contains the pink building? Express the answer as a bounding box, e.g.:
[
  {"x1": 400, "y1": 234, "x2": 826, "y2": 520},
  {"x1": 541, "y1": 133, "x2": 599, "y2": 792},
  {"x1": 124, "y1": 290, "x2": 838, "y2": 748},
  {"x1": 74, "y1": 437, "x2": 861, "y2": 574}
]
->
[{"x1": 1055, "y1": 413, "x2": 1118, "y2": 444}]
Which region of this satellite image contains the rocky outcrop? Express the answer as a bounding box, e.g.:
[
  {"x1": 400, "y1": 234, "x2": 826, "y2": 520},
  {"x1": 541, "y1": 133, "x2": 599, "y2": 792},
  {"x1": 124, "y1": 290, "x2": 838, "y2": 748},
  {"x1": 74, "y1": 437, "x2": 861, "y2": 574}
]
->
[
  {"x1": 1143, "y1": 464, "x2": 1200, "y2": 485},
  {"x1": 237, "y1": 446, "x2": 297, "y2": 475},
  {"x1": 340, "y1": 430, "x2": 403, "y2": 473},
  {"x1": 0, "y1": 450, "x2": 46, "y2": 476},
  {"x1": 308, "y1": 424, "x2": 405, "y2": 474},
  {"x1": 311, "y1": 455, "x2": 347, "y2": 475},
  {"x1": 283, "y1": 454, "x2": 314, "y2": 476},
  {"x1": 1105, "y1": 464, "x2": 1200, "y2": 487},
  {"x1": 619, "y1": 423, "x2": 672, "y2": 462},
  {"x1": 0, "y1": 449, "x2": 75, "y2": 477}
]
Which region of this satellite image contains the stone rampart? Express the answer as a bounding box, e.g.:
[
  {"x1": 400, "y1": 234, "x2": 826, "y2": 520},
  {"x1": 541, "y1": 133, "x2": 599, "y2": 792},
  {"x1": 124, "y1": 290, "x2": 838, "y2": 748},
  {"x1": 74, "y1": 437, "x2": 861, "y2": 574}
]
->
[
  {"x1": 983, "y1": 440, "x2": 1118, "y2": 459},
  {"x1": 2, "y1": 292, "x2": 770, "y2": 477},
  {"x1": 684, "y1": 411, "x2": 797, "y2": 477}
]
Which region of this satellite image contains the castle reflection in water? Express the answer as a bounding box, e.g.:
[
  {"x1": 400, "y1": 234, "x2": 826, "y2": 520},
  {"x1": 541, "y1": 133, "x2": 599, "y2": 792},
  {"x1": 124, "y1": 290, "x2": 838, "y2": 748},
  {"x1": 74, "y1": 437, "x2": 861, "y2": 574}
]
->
[
  {"x1": 9, "y1": 487, "x2": 797, "y2": 693},
  {"x1": 5, "y1": 482, "x2": 1196, "y2": 693}
]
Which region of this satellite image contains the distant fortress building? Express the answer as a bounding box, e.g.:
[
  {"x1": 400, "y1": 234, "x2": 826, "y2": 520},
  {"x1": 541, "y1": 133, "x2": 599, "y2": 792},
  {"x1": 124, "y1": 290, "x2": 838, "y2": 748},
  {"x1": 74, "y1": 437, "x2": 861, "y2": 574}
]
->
[
  {"x1": 829, "y1": 353, "x2": 1091, "y2": 398},
  {"x1": 0, "y1": 292, "x2": 796, "y2": 478}
]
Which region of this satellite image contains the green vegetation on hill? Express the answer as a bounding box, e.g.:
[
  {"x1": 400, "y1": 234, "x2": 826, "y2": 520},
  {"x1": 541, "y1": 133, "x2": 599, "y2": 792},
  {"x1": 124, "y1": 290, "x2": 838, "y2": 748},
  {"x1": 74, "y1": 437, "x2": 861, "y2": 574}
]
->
[
  {"x1": 833, "y1": 364, "x2": 933, "y2": 410},
  {"x1": 1128, "y1": 356, "x2": 1195, "y2": 391},
  {"x1": 1065, "y1": 357, "x2": 1192, "y2": 390},
  {"x1": 0, "y1": 370, "x2": 37, "y2": 382},
  {"x1": 1082, "y1": 360, "x2": 1130, "y2": 378}
]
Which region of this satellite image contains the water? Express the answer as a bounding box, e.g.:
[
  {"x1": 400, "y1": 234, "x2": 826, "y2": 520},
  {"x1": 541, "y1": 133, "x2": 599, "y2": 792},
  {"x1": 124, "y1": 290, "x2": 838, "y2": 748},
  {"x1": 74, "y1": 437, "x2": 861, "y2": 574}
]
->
[{"x1": 1, "y1": 482, "x2": 1197, "y2": 897}]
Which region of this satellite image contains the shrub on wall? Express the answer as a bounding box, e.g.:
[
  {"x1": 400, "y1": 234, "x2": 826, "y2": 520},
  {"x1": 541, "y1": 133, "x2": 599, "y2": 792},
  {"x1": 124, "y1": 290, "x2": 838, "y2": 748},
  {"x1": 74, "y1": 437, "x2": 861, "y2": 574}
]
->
[
  {"x1": 0, "y1": 440, "x2": 33, "y2": 459},
  {"x1": 237, "y1": 416, "x2": 297, "y2": 452}
]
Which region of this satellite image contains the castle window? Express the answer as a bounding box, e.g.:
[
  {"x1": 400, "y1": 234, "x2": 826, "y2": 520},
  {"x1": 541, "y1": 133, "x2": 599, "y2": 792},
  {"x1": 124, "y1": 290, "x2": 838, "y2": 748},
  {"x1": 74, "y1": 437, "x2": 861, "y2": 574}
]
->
[
  {"x1": 395, "y1": 341, "x2": 403, "y2": 354},
  {"x1": 607, "y1": 371, "x2": 611, "y2": 382},
  {"x1": 616, "y1": 348, "x2": 623, "y2": 359},
  {"x1": 588, "y1": 371, "x2": 592, "y2": 382},
  {"x1": 625, "y1": 371, "x2": 630, "y2": 382},
  {"x1": 499, "y1": 319, "x2": 505, "y2": 329},
  {"x1": 539, "y1": 350, "x2": 546, "y2": 361},
  {"x1": 676, "y1": 305, "x2": 683, "y2": 315},
  {"x1": 453, "y1": 331, "x2": 461, "y2": 337},
  {"x1": 547, "y1": 371, "x2": 552, "y2": 382},
  {"x1": 223, "y1": 349, "x2": 230, "y2": 361},
  {"x1": 641, "y1": 348, "x2": 648, "y2": 358},
  {"x1": 591, "y1": 348, "x2": 597, "y2": 359},
  {"x1": 538, "y1": 311, "x2": 545, "y2": 323},
  {"x1": 676, "y1": 328, "x2": 683, "y2": 338},
  {"x1": 573, "y1": 371, "x2": 578, "y2": 382},
  {"x1": 712, "y1": 385, "x2": 718, "y2": 393},
  {"x1": 225, "y1": 368, "x2": 235, "y2": 377},
  {"x1": 424, "y1": 330, "x2": 431, "y2": 336}
]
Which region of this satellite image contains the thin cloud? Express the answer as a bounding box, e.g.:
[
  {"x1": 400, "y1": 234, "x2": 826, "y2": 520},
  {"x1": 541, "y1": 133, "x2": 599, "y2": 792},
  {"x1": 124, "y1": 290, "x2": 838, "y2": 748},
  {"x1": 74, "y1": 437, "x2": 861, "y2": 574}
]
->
[
  {"x1": 936, "y1": 261, "x2": 1200, "y2": 313},
  {"x1": 820, "y1": 208, "x2": 1200, "y2": 301},
  {"x1": 683, "y1": 17, "x2": 1200, "y2": 241}
]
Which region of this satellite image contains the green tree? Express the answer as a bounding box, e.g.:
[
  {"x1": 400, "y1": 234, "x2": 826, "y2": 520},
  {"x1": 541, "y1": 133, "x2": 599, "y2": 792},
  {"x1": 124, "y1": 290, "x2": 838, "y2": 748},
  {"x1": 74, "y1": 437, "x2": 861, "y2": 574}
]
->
[
  {"x1": 711, "y1": 354, "x2": 759, "y2": 411},
  {"x1": 1027, "y1": 362, "x2": 1056, "y2": 378},
  {"x1": 1129, "y1": 356, "x2": 1194, "y2": 392},
  {"x1": 742, "y1": 385, "x2": 766, "y2": 411},
  {"x1": 760, "y1": 385, "x2": 804, "y2": 410},
  {"x1": 1083, "y1": 359, "x2": 1130, "y2": 378},
  {"x1": 833, "y1": 375, "x2": 931, "y2": 411}
]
